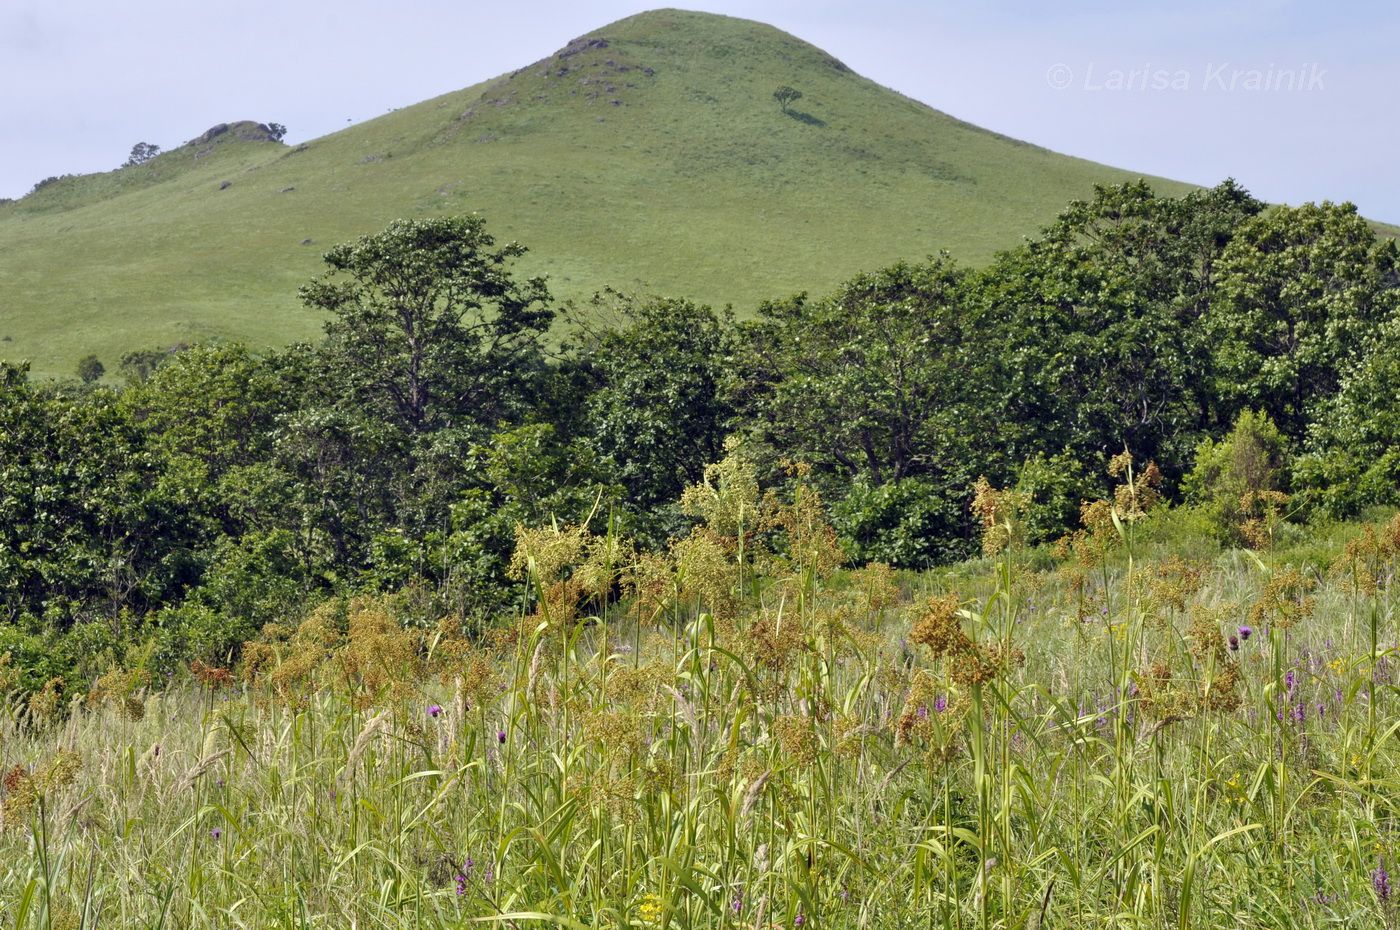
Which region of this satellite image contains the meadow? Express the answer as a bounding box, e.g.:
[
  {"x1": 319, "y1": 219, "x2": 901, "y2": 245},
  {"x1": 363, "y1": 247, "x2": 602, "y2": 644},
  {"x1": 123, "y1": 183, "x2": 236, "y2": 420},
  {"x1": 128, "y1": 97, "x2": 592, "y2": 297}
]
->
[{"x1": 2, "y1": 449, "x2": 1396, "y2": 929}]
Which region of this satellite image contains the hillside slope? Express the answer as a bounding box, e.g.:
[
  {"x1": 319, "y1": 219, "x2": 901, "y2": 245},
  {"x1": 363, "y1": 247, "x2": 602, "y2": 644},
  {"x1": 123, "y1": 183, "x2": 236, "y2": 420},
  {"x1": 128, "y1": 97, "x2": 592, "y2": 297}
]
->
[{"x1": 0, "y1": 8, "x2": 1197, "y2": 377}]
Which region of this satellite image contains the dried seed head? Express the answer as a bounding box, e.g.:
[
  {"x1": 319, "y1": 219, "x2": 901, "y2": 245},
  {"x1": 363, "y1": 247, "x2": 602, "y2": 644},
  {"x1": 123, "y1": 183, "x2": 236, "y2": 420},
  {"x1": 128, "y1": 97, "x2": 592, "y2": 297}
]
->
[{"x1": 909, "y1": 594, "x2": 969, "y2": 659}]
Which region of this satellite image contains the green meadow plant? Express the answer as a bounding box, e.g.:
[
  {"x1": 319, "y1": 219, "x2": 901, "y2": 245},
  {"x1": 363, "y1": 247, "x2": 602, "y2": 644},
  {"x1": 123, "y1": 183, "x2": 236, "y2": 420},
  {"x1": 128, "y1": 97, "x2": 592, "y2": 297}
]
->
[{"x1": 0, "y1": 447, "x2": 1397, "y2": 929}]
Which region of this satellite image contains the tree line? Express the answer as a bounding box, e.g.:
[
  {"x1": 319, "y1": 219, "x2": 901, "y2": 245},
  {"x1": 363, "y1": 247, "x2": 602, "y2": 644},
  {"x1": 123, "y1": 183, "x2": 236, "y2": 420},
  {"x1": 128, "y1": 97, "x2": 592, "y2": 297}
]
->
[{"x1": 2, "y1": 179, "x2": 1398, "y2": 690}]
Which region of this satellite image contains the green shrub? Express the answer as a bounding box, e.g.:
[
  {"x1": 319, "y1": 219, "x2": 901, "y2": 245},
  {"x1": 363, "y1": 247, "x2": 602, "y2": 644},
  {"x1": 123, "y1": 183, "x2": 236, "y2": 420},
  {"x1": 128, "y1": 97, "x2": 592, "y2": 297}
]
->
[
  {"x1": 830, "y1": 476, "x2": 975, "y2": 568},
  {"x1": 1182, "y1": 409, "x2": 1288, "y2": 543},
  {"x1": 1013, "y1": 451, "x2": 1099, "y2": 545},
  {"x1": 143, "y1": 603, "x2": 251, "y2": 675}
]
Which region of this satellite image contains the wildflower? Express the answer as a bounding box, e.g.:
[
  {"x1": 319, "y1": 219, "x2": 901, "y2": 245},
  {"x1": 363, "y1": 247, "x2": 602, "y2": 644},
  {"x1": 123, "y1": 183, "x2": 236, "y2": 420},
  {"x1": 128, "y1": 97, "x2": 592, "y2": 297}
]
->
[
  {"x1": 794, "y1": 912, "x2": 806, "y2": 927},
  {"x1": 1374, "y1": 864, "x2": 1391, "y2": 903},
  {"x1": 731, "y1": 890, "x2": 744, "y2": 914},
  {"x1": 455, "y1": 873, "x2": 467, "y2": 896},
  {"x1": 427, "y1": 704, "x2": 443, "y2": 718},
  {"x1": 1229, "y1": 635, "x2": 1240, "y2": 652},
  {"x1": 210, "y1": 827, "x2": 223, "y2": 841},
  {"x1": 497, "y1": 729, "x2": 507, "y2": 744},
  {"x1": 1239, "y1": 626, "x2": 1253, "y2": 641},
  {"x1": 1286, "y1": 670, "x2": 1297, "y2": 694},
  {"x1": 934, "y1": 694, "x2": 948, "y2": 713},
  {"x1": 1290, "y1": 703, "x2": 1305, "y2": 724},
  {"x1": 639, "y1": 892, "x2": 664, "y2": 924}
]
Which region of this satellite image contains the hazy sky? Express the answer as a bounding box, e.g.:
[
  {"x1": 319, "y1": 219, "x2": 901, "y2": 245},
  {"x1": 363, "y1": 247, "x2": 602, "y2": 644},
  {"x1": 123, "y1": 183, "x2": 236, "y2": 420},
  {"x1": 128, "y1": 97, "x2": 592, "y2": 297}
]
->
[{"x1": 3, "y1": 1, "x2": 1396, "y2": 220}]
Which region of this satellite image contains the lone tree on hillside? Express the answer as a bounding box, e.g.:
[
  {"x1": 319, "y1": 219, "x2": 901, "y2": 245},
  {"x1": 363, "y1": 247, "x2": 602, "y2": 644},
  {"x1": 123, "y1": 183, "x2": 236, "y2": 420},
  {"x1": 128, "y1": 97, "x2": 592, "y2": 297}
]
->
[
  {"x1": 124, "y1": 142, "x2": 161, "y2": 167},
  {"x1": 267, "y1": 123, "x2": 287, "y2": 142},
  {"x1": 76, "y1": 354, "x2": 105, "y2": 384},
  {"x1": 773, "y1": 86, "x2": 803, "y2": 114}
]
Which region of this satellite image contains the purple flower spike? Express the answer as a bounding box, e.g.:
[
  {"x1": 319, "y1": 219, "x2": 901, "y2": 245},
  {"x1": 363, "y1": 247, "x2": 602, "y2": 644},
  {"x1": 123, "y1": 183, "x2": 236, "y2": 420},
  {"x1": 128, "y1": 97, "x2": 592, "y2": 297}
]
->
[
  {"x1": 427, "y1": 704, "x2": 443, "y2": 719},
  {"x1": 935, "y1": 694, "x2": 948, "y2": 713},
  {"x1": 1374, "y1": 864, "x2": 1391, "y2": 903},
  {"x1": 497, "y1": 729, "x2": 507, "y2": 744}
]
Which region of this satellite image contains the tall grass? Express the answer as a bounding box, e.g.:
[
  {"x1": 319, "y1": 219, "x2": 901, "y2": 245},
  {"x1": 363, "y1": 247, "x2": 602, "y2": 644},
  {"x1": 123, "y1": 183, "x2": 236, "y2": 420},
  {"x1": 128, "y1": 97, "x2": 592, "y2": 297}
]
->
[{"x1": 0, "y1": 449, "x2": 1396, "y2": 928}]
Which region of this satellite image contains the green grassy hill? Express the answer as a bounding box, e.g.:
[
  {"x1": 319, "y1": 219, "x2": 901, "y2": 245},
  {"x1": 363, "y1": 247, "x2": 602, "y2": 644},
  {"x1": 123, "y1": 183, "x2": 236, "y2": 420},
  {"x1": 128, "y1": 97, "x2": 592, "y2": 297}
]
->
[{"x1": 0, "y1": 8, "x2": 1207, "y2": 377}]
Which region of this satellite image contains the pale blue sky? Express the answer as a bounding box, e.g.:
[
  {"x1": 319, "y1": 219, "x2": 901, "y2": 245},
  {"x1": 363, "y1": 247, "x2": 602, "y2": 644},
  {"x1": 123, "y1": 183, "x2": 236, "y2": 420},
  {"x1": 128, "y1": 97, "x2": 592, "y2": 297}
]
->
[{"x1": 2, "y1": 1, "x2": 1396, "y2": 220}]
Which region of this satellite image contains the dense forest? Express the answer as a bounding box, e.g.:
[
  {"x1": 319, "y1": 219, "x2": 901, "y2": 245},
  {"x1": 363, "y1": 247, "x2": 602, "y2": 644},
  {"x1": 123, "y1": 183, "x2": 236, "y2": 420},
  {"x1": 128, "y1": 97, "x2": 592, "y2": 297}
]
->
[{"x1": 3, "y1": 179, "x2": 1398, "y2": 693}]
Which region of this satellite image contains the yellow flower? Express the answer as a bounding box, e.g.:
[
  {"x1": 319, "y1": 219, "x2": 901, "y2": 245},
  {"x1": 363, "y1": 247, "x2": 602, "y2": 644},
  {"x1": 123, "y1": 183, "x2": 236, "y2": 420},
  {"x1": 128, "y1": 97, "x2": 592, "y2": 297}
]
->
[{"x1": 639, "y1": 893, "x2": 665, "y2": 925}]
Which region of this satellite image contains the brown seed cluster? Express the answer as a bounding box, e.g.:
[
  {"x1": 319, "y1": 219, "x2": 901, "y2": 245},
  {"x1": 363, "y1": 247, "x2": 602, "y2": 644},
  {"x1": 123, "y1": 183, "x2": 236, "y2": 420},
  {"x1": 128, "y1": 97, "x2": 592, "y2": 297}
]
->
[
  {"x1": 909, "y1": 594, "x2": 970, "y2": 659},
  {"x1": 971, "y1": 476, "x2": 1026, "y2": 557},
  {"x1": 1, "y1": 751, "x2": 81, "y2": 830},
  {"x1": 1249, "y1": 568, "x2": 1315, "y2": 630},
  {"x1": 1238, "y1": 490, "x2": 1290, "y2": 551},
  {"x1": 1109, "y1": 450, "x2": 1163, "y2": 520},
  {"x1": 88, "y1": 663, "x2": 152, "y2": 721},
  {"x1": 1330, "y1": 513, "x2": 1400, "y2": 595},
  {"x1": 773, "y1": 714, "x2": 819, "y2": 766}
]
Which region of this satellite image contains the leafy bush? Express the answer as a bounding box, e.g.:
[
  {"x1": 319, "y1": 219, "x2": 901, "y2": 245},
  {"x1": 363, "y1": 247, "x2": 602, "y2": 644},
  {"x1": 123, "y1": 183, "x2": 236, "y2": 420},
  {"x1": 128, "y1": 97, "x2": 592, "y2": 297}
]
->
[
  {"x1": 1182, "y1": 410, "x2": 1289, "y2": 543},
  {"x1": 830, "y1": 476, "x2": 975, "y2": 568},
  {"x1": 1292, "y1": 315, "x2": 1400, "y2": 517},
  {"x1": 1013, "y1": 451, "x2": 1099, "y2": 545}
]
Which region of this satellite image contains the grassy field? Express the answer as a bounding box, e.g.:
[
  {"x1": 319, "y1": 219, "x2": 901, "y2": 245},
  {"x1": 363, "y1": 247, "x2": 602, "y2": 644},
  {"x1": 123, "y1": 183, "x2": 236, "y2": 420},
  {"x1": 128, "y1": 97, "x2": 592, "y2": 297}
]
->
[
  {"x1": 1, "y1": 453, "x2": 1396, "y2": 928},
  {"x1": 0, "y1": 9, "x2": 1201, "y2": 379}
]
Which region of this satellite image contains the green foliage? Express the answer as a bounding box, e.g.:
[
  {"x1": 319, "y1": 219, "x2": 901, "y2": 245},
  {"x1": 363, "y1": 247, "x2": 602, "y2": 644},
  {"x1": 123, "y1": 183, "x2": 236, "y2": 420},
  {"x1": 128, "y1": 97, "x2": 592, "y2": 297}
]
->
[
  {"x1": 772, "y1": 85, "x2": 802, "y2": 113},
  {"x1": 0, "y1": 363, "x2": 180, "y2": 625},
  {"x1": 1014, "y1": 451, "x2": 1100, "y2": 545},
  {"x1": 829, "y1": 474, "x2": 976, "y2": 567},
  {"x1": 1183, "y1": 409, "x2": 1289, "y2": 542},
  {"x1": 117, "y1": 347, "x2": 174, "y2": 383},
  {"x1": 123, "y1": 142, "x2": 161, "y2": 167},
  {"x1": 1292, "y1": 311, "x2": 1400, "y2": 517},
  {"x1": 579, "y1": 291, "x2": 735, "y2": 535},
  {"x1": 738, "y1": 258, "x2": 988, "y2": 485},
  {"x1": 301, "y1": 215, "x2": 552, "y2": 434},
  {"x1": 1208, "y1": 202, "x2": 1399, "y2": 439},
  {"x1": 975, "y1": 180, "x2": 1264, "y2": 476},
  {"x1": 4, "y1": 180, "x2": 1400, "y2": 679},
  {"x1": 75, "y1": 354, "x2": 104, "y2": 383}
]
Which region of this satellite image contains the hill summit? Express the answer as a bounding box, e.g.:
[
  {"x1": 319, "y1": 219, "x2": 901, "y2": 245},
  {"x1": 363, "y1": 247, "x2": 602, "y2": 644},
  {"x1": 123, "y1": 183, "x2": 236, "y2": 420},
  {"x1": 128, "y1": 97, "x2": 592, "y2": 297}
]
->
[{"x1": 0, "y1": 8, "x2": 1191, "y2": 376}]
